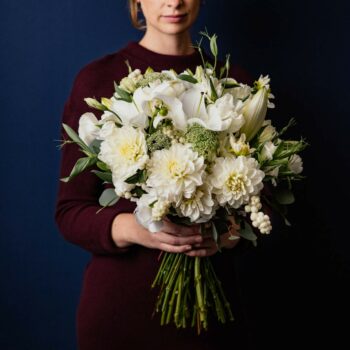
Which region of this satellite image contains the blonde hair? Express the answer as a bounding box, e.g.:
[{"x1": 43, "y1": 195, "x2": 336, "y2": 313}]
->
[{"x1": 128, "y1": 0, "x2": 146, "y2": 30}]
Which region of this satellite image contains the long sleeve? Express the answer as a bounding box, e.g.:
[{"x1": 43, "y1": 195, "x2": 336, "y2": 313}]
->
[{"x1": 55, "y1": 66, "x2": 136, "y2": 256}]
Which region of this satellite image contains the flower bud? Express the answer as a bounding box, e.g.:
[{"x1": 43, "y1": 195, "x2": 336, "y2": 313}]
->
[{"x1": 240, "y1": 87, "x2": 268, "y2": 141}]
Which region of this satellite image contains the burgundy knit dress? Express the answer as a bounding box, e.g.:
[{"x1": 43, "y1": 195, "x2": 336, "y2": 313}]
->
[{"x1": 55, "y1": 41, "x2": 257, "y2": 350}]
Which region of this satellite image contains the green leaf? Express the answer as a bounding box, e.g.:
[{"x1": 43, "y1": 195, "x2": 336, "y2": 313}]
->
[
  {"x1": 96, "y1": 161, "x2": 110, "y2": 171},
  {"x1": 130, "y1": 186, "x2": 146, "y2": 197},
  {"x1": 62, "y1": 123, "x2": 91, "y2": 154},
  {"x1": 125, "y1": 169, "x2": 147, "y2": 184},
  {"x1": 114, "y1": 85, "x2": 132, "y2": 102},
  {"x1": 89, "y1": 139, "x2": 102, "y2": 154},
  {"x1": 274, "y1": 188, "x2": 295, "y2": 205},
  {"x1": 223, "y1": 82, "x2": 240, "y2": 89},
  {"x1": 209, "y1": 77, "x2": 218, "y2": 101},
  {"x1": 98, "y1": 188, "x2": 119, "y2": 207},
  {"x1": 239, "y1": 221, "x2": 258, "y2": 242},
  {"x1": 91, "y1": 170, "x2": 112, "y2": 183},
  {"x1": 178, "y1": 74, "x2": 198, "y2": 84},
  {"x1": 60, "y1": 156, "x2": 97, "y2": 182}
]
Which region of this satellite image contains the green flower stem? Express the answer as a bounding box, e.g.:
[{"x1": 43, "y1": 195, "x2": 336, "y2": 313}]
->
[
  {"x1": 161, "y1": 254, "x2": 183, "y2": 323},
  {"x1": 194, "y1": 257, "x2": 207, "y2": 328},
  {"x1": 208, "y1": 260, "x2": 234, "y2": 322},
  {"x1": 152, "y1": 252, "x2": 170, "y2": 288},
  {"x1": 173, "y1": 270, "x2": 183, "y2": 326},
  {"x1": 174, "y1": 255, "x2": 189, "y2": 327},
  {"x1": 165, "y1": 271, "x2": 181, "y2": 324},
  {"x1": 204, "y1": 259, "x2": 224, "y2": 322}
]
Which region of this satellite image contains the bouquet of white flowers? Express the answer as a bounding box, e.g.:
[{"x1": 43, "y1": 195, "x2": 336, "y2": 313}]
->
[{"x1": 60, "y1": 32, "x2": 306, "y2": 334}]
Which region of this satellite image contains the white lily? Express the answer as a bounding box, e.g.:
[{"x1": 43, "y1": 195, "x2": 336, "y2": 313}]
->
[
  {"x1": 240, "y1": 88, "x2": 268, "y2": 141},
  {"x1": 184, "y1": 89, "x2": 244, "y2": 132},
  {"x1": 109, "y1": 97, "x2": 148, "y2": 129},
  {"x1": 133, "y1": 84, "x2": 188, "y2": 131}
]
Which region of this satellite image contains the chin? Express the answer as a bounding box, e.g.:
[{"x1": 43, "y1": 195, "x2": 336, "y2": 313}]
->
[{"x1": 159, "y1": 23, "x2": 192, "y2": 35}]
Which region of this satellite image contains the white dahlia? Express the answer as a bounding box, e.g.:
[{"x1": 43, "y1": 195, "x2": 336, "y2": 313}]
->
[
  {"x1": 210, "y1": 156, "x2": 265, "y2": 208},
  {"x1": 174, "y1": 181, "x2": 217, "y2": 223},
  {"x1": 134, "y1": 191, "x2": 165, "y2": 233},
  {"x1": 146, "y1": 143, "x2": 206, "y2": 203},
  {"x1": 99, "y1": 124, "x2": 148, "y2": 180}
]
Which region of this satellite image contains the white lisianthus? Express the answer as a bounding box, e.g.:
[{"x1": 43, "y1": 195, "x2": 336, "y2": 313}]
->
[
  {"x1": 146, "y1": 143, "x2": 206, "y2": 203},
  {"x1": 78, "y1": 112, "x2": 100, "y2": 146},
  {"x1": 210, "y1": 156, "x2": 265, "y2": 208},
  {"x1": 99, "y1": 124, "x2": 148, "y2": 179},
  {"x1": 174, "y1": 181, "x2": 217, "y2": 223},
  {"x1": 259, "y1": 120, "x2": 277, "y2": 143},
  {"x1": 134, "y1": 192, "x2": 165, "y2": 233},
  {"x1": 261, "y1": 141, "x2": 277, "y2": 161},
  {"x1": 288, "y1": 154, "x2": 303, "y2": 174},
  {"x1": 98, "y1": 120, "x2": 117, "y2": 140},
  {"x1": 119, "y1": 68, "x2": 143, "y2": 93}
]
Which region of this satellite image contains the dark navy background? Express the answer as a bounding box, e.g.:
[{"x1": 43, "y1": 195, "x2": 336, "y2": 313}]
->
[{"x1": 1, "y1": 1, "x2": 348, "y2": 348}]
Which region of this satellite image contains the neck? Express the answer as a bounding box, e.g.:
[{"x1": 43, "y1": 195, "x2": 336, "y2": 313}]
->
[{"x1": 139, "y1": 28, "x2": 194, "y2": 56}]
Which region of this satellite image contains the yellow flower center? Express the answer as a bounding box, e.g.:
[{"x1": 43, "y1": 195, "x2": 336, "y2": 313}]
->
[
  {"x1": 226, "y1": 172, "x2": 245, "y2": 194},
  {"x1": 120, "y1": 142, "x2": 141, "y2": 162},
  {"x1": 167, "y1": 159, "x2": 183, "y2": 178}
]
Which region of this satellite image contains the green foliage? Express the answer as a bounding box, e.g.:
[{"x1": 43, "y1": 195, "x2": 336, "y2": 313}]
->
[
  {"x1": 125, "y1": 169, "x2": 147, "y2": 184},
  {"x1": 98, "y1": 188, "x2": 119, "y2": 207},
  {"x1": 60, "y1": 156, "x2": 97, "y2": 183},
  {"x1": 178, "y1": 74, "x2": 198, "y2": 84}
]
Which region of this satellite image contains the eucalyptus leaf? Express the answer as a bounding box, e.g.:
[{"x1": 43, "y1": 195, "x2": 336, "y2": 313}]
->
[
  {"x1": 98, "y1": 188, "x2": 119, "y2": 207},
  {"x1": 274, "y1": 188, "x2": 295, "y2": 205},
  {"x1": 239, "y1": 222, "x2": 258, "y2": 242},
  {"x1": 60, "y1": 156, "x2": 97, "y2": 182},
  {"x1": 178, "y1": 74, "x2": 198, "y2": 84}
]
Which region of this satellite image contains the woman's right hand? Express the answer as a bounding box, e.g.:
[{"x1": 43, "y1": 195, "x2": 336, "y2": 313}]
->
[{"x1": 111, "y1": 213, "x2": 203, "y2": 253}]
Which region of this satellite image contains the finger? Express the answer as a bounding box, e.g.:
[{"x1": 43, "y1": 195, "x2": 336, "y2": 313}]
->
[
  {"x1": 158, "y1": 242, "x2": 193, "y2": 254},
  {"x1": 185, "y1": 246, "x2": 218, "y2": 257},
  {"x1": 155, "y1": 232, "x2": 203, "y2": 246},
  {"x1": 192, "y1": 236, "x2": 216, "y2": 248},
  {"x1": 162, "y1": 220, "x2": 200, "y2": 236}
]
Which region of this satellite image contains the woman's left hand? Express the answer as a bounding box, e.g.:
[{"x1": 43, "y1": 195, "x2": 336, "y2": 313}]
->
[{"x1": 184, "y1": 221, "x2": 241, "y2": 257}]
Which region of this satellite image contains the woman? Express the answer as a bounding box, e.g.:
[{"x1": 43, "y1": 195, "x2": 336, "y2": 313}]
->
[{"x1": 55, "y1": 0, "x2": 256, "y2": 349}]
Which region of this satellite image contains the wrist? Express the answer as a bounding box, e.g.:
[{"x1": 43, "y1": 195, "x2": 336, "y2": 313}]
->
[{"x1": 111, "y1": 213, "x2": 134, "y2": 248}]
